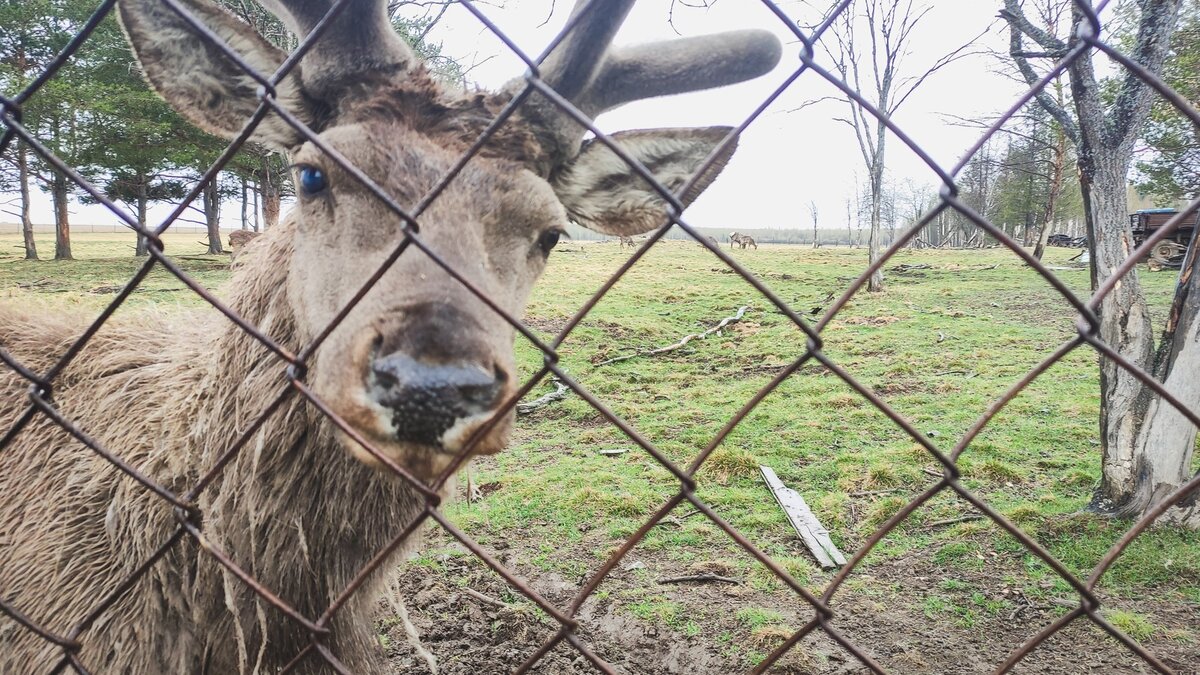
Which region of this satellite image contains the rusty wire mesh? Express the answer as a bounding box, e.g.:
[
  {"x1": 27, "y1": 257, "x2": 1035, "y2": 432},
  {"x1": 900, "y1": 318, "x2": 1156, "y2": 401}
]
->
[{"x1": 0, "y1": 0, "x2": 1198, "y2": 673}]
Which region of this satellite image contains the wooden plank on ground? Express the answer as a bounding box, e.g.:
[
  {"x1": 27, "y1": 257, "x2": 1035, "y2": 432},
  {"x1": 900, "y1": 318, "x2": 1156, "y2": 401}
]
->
[{"x1": 760, "y1": 465, "x2": 847, "y2": 569}]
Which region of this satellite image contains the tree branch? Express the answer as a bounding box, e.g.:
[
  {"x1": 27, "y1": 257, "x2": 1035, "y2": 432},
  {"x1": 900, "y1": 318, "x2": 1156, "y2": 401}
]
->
[
  {"x1": 998, "y1": 3, "x2": 1066, "y2": 51},
  {"x1": 1000, "y1": 1, "x2": 1080, "y2": 146}
]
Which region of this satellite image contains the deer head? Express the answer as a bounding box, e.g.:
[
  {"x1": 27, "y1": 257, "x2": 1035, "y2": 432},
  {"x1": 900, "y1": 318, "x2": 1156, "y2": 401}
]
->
[{"x1": 117, "y1": 0, "x2": 781, "y2": 477}]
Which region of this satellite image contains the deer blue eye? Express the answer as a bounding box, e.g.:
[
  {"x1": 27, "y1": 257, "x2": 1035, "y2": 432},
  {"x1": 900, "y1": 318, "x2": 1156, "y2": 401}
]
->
[{"x1": 298, "y1": 166, "x2": 327, "y2": 196}]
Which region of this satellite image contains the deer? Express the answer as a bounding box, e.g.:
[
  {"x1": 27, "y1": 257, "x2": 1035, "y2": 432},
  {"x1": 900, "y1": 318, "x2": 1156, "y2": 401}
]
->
[
  {"x1": 0, "y1": 0, "x2": 780, "y2": 672},
  {"x1": 228, "y1": 228, "x2": 261, "y2": 261},
  {"x1": 729, "y1": 231, "x2": 757, "y2": 249}
]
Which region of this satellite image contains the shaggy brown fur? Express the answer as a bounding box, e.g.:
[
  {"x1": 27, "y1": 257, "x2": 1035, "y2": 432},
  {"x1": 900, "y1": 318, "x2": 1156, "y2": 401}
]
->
[{"x1": 0, "y1": 223, "x2": 427, "y2": 673}]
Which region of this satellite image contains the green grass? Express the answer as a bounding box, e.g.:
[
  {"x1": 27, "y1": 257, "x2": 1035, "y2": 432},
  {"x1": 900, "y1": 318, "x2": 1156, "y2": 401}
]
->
[
  {"x1": 5, "y1": 232, "x2": 1197, "y2": 661},
  {"x1": 1104, "y1": 609, "x2": 1158, "y2": 641}
]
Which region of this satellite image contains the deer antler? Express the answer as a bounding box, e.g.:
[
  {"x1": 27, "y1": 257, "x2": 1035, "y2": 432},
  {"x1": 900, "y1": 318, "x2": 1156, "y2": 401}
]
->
[
  {"x1": 257, "y1": 0, "x2": 415, "y2": 95},
  {"x1": 511, "y1": 0, "x2": 783, "y2": 166}
]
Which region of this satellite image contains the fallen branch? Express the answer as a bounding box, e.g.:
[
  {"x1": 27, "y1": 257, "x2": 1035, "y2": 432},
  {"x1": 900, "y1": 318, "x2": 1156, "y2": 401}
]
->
[
  {"x1": 657, "y1": 573, "x2": 741, "y2": 585},
  {"x1": 920, "y1": 514, "x2": 983, "y2": 531},
  {"x1": 461, "y1": 588, "x2": 510, "y2": 609},
  {"x1": 891, "y1": 263, "x2": 931, "y2": 273},
  {"x1": 516, "y1": 379, "x2": 569, "y2": 415},
  {"x1": 849, "y1": 488, "x2": 904, "y2": 498},
  {"x1": 594, "y1": 306, "x2": 751, "y2": 367}
]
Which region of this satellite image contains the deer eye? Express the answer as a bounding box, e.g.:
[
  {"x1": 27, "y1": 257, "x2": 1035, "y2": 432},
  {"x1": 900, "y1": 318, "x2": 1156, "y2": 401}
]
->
[
  {"x1": 537, "y1": 229, "x2": 563, "y2": 256},
  {"x1": 297, "y1": 165, "x2": 327, "y2": 196}
]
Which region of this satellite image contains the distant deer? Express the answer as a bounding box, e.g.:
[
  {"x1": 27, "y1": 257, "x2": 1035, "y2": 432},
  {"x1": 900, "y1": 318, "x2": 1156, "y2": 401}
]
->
[
  {"x1": 0, "y1": 0, "x2": 779, "y2": 672},
  {"x1": 227, "y1": 228, "x2": 261, "y2": 261},
  {"x1": 619, "y1": 235, "x2": 636, "y2": 248},
  {"x1": 729, "y1": 231, "x2": 757, "y2": 249}
]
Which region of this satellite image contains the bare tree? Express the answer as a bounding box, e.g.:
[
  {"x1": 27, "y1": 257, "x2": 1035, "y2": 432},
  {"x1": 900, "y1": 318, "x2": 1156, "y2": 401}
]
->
[
  {"x1": 809, "y1": 199, "x2": 820, "y2": 248},
  {"x1": 1003, "y1": 0, "x2": 1196, "y2": 525},
  {"x1": 814, "y1": 0, "x2": 980, "y2": 291},
  {"x1": 844, "y1": 196, "x2": 854, "y2": 247}
]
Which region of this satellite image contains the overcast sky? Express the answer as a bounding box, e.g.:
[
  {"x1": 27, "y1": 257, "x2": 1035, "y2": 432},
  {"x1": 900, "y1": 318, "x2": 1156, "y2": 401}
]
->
[
  {"x1": 418, "y1": 0, "x2": 1027, "y2": 231},
  {"x1": 16, "y1": 1, "x2": 1092, "y2": 232}
]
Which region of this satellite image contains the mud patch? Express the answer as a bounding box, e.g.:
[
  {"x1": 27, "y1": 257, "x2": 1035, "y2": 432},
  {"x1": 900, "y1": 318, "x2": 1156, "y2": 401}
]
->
[{"x1": 385, "y1": 533, "x2": 1199, "y2": 674}]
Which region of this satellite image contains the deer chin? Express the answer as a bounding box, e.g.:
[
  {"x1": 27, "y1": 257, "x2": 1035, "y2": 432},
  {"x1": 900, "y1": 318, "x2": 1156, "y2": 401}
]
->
[{"x1": 336, "y1": 429, "x2": 458, "y2": 479}]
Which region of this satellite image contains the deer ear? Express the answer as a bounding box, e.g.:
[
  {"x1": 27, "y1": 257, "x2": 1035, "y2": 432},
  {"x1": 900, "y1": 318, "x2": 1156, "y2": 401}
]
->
[
  {"x1": 551, "y1": 127, "x2": 737, "y2": 236},
  {"x1": 118, "y1": 0, "x2": 314, "y2": 151}
]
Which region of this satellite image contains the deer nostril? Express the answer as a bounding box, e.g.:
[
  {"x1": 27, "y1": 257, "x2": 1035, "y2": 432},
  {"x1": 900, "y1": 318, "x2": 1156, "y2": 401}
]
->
[{"x1": 369, "y1": 352, "x2": 505, "y2": 445}]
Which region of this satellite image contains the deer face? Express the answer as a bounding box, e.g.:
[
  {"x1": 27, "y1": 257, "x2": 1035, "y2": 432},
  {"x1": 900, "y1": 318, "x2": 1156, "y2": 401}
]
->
[
  {"x1": 118, "y1": 0, "x2": 780, "y2": 477},
  {"x1": 284, "y1": 125, "x2": 568, "y2": 472}
]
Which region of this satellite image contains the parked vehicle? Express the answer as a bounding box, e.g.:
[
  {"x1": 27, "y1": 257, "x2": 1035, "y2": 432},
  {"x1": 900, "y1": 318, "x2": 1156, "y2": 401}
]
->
[{"x1": 1130, "y1": 208, "x2": 1197, "y2": 269}]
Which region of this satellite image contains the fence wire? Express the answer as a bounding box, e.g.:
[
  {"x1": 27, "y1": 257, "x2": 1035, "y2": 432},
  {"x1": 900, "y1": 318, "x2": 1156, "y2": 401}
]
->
[{"x1": 0, "y1": 0, "x2": 1197, "y2": 673}]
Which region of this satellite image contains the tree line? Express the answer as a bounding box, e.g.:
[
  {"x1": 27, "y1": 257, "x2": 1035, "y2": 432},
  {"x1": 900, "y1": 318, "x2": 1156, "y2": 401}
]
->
[{"x1": 0, "y1": 0, "x2": 458, "y2": 259}]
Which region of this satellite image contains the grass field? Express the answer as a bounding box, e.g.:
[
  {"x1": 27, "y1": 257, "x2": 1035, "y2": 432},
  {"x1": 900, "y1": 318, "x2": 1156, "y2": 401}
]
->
[{"x1": 2, "y1": 232, "x2": 1197, "y2": 673}]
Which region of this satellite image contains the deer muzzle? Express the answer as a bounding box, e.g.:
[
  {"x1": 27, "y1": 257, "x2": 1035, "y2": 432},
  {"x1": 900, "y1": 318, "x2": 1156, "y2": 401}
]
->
[
  {"x1": 365, "y1": 302, "x2": 511, "y2": 453},
  {"x1": 369, "y1": 354, "x2": 505, "y2": 446}
]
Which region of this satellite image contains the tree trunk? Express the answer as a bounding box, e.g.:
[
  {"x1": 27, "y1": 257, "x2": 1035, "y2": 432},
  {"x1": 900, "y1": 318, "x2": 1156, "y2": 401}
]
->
[
  {"x1": 1032, "y1": 126, "x2": 1067, "y2": 261},
  {"x1": 845, "y1": 199, "x2": 853, "y2": 248},
  {"x1": 203, "y1": 180, "x2": 224, "y2": 255},
  {"x1": 252, "y1": 181, "x2": 261, "y2": 232},
  {"x1": 240, "y1": 176, "x2": 250, "y2": 230},
  {"x1": 261, "y1": 156, "x2": 280, "y2": 230},
  {"x1": 135, "y1": 174, "x2": 150, "y2": 257},
  {"x1": 1068, "y1": 0, "x2": 1186, "y2": 521},
  {"x1": 867, "y1": 160, "x2": 885, "y2": 292},
  {"x1": 17, "y1": 142, "x2": 37, "y2": 260},
  {"x1": 1083, "y1": 150, "x2": 1157, "y2": 515},
  {"x1": 1116, "y1": 236, "x2": 1200, "y2": 525},
  {"x1": 52, "y1": 172, "x2": 72, "y2": 260}
]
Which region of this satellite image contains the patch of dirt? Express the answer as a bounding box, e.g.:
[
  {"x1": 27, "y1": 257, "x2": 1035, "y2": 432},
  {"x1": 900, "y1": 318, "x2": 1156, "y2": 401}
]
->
[
  {"x1": 386, "y1": 535, "x2": 1199, "y2": 675},
  {"x1": 872, "y1": 378, "x2": 921, "y2": 397},
  {"x1": 729, "y1": 362, "x2": 829, "y2": 380},
  {"x1": 840, "y1": 316, "x2": 903, "y2": 327},
  {"x1": 523, "y1": 316, "x2": 569, "y2": 338}
]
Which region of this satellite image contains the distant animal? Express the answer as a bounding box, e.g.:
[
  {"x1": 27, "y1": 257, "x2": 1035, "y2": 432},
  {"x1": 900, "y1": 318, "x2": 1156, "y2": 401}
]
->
[
  {"x1": 703, "y1": 235, "x2": 719, "y2": 247},
  {"x1": 0, "y1": 0, "x2": 780, "y2": 672},
  {"x1": 619, "y1": 235, "x2": 636, "y2": 248},
  {"x1": 227, "y1": 229, "x2": 261, "y2": 260},
  {"x1": 730, "y1": 231, "x2": 758, "y2": 249}
]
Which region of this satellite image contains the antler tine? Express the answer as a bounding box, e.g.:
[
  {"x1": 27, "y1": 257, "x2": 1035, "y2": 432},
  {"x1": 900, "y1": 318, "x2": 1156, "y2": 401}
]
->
[
  {"x1": 586, "y1": 30, "x2": 782, "y2": 114},
  {"x1": 538, "y1": 0, "x2": 638, "y2": 101},
  {"x1": 511, "y1": 1, "x2": 781, "y2": 168},
  {"x1": 257, "y1": 0, "x2": 415, "y2": 94}
]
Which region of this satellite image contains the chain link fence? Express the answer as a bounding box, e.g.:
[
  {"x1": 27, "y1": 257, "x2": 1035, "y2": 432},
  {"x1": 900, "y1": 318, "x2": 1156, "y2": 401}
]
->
[{"x1": 1, "y1": 0, "x2": 1197, "y2": 673}]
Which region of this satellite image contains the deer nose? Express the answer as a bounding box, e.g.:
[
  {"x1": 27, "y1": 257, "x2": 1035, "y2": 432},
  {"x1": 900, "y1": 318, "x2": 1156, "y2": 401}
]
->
[{"x1": 369, "y1": 353, "x2": 505, "y2": 446}]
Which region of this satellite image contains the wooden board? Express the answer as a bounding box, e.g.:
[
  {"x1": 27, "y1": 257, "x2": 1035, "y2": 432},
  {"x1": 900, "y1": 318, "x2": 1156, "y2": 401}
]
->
[{"x1": 760, "y1": 466, "x2": 847, "y2": 569}]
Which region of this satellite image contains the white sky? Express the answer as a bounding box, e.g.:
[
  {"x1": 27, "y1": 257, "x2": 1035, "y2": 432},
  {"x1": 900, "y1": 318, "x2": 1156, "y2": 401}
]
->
[
  {"x1": 17, "y1": 1, "x2": 1059, "y2": 232},
  {"x1": 420, "y1": 0, "x2": 1024, "y2": 231}
]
